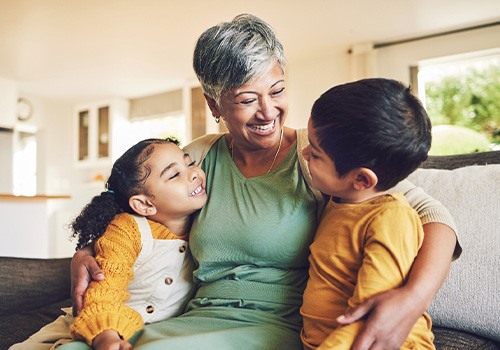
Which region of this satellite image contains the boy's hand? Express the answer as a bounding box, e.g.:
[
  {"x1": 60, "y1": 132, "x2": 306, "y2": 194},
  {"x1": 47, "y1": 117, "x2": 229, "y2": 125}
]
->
[{"x1": 93, "y1": 330, "x2": 132, "y2": 350}]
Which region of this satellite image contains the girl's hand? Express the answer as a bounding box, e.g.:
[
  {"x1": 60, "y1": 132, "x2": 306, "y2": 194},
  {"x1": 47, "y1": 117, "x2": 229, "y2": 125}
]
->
[
  {"x1": 71, "y1": 245, "x2": 105, "y2": 316},
  {"x1": 93, "y1": 330, "x2": 132, "y2": 350},
  {"x1": 336, "y1": 287, "x2": 421, "y2": 350}
]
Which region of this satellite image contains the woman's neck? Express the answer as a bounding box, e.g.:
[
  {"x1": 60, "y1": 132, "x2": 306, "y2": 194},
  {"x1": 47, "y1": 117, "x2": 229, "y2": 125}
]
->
[{"x1": 228, "y1": 127, "x2": 296, "y2": 178}]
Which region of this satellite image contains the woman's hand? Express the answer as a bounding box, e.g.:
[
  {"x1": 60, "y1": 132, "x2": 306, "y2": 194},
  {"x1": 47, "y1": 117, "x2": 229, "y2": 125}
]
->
[
  {"x1": 93, "y1": 330, "x2": 132, "y2": 350},
  {"x1": 71, "y1": 245, "x2": 105, "y2": 316},
  {"x1": 336, "y1": 287, "x2": 421, "y2": 350}
]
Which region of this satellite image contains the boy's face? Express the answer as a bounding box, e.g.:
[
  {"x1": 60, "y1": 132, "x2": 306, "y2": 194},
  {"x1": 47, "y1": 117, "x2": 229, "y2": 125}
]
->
[
  {"x1": 302, "y1": 118, "x2": 353, "y2": 198},
  {"x1": 143, "y1": 143, "x2": 207, "y2": 219}
]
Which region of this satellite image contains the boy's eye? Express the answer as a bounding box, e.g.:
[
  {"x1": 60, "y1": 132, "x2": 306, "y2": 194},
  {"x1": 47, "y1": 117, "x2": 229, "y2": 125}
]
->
[{"x1": 188, "y1": 161, "x2": 196, "y2": 167}]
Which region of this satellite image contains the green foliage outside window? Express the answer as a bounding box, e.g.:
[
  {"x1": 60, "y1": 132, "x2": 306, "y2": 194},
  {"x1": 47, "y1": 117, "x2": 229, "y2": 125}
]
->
[{"x1": 424, "y1": 61, "x2": 500, "y2": 149}]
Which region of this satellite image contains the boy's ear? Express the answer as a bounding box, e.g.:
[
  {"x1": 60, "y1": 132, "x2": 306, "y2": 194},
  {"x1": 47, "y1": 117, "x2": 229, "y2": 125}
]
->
[
  {"x1": 352, "y1": 168, "x2": 378, "y2": 191},
  {"x1": 204, "y1": 94, "x2": 221, "y2": 119},
  {"x1": 129, "y1": 195, "x2": 157, "y2": 217}
]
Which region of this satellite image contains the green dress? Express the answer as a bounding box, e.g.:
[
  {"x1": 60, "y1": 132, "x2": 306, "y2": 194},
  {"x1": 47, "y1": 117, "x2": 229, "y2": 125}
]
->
[{"x1": 133, "y1": 137, "x2": 320, "y2": 349}]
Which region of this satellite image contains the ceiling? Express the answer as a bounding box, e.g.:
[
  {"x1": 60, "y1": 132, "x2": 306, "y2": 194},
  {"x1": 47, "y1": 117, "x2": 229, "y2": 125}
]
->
[{"x1": 1, "y1": 0, "x2": 499, "y2": 101}]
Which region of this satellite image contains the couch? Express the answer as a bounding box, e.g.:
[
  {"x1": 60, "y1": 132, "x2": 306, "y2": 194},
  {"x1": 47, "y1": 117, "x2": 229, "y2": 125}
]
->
[{"x1": 1, "y1": 151, "x2": 499, "y2": 350}]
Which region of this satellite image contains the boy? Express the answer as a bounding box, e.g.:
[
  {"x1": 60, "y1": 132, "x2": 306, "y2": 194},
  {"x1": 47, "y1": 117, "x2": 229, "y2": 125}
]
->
[{"x1": 301, "y1": 78, "x2": 435, "y2": 349}]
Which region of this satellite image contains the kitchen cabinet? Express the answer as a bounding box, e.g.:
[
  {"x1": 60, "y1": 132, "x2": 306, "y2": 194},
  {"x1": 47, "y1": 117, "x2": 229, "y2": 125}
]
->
[{"x1": 74, "y1": 99, "x2": 129, "y2": 166}]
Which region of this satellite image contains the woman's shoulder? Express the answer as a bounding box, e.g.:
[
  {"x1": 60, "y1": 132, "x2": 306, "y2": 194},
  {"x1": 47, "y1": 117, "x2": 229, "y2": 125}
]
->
[{"x1": 183, "y1": 133, "x2": 226, "y2": 164}]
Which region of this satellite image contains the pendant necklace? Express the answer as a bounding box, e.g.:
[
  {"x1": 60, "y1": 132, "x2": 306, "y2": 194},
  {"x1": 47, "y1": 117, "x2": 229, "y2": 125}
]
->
[{"x1": 230, "y1": 128, "x2": 284, "y2": 174}]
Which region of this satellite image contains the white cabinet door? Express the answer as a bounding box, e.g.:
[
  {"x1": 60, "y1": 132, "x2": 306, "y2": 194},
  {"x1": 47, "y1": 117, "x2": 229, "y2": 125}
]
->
[{"x1": 74, "y1": 99, "x2": 129, "y2": 167}]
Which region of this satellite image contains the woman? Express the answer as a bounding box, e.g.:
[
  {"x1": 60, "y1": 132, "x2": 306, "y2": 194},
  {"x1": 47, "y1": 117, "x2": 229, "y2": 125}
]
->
[{"x1": 70, "y1": 14, "x2": 460, "y2": 350}]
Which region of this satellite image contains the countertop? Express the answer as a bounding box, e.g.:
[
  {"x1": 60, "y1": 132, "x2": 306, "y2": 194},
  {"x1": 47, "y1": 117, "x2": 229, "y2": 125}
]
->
[{"x1": 0, "y1": 194, "x2": 71, "y2": 201}]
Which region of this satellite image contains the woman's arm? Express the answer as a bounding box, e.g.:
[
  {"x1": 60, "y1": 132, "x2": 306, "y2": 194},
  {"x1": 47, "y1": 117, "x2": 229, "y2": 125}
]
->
[
  {"x1": 70, "y1": 245, "x2": 104, "y2": 316},
  {"x1": 337, "y1": 222, "x2": 456, "y2": 350}
]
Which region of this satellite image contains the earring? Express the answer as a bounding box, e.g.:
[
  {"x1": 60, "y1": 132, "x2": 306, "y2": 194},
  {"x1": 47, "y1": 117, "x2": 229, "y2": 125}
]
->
[{"x1": 214, "y1": 116, "x2": 220, "y2": 124}]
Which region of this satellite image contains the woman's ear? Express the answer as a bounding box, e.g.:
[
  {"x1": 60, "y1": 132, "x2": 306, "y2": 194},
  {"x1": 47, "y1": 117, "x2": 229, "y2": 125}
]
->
[
  {"x1": 129, "y1": 195, "x2": 157, "y2": 217},
  {"x1": 204, "y1": 94, "x2": 221, "y2": 119},
  {"x1": 352, "y1": 168, "x2": 378, "y2": 191}
]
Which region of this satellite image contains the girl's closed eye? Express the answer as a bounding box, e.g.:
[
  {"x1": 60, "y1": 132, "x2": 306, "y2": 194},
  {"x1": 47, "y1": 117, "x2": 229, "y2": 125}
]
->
[{"x1": 168, "y1": 172, "x2": 180, "y2": 180}]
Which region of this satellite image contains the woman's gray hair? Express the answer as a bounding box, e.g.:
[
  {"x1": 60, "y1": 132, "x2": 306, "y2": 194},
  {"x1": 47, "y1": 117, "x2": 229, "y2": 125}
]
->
[{"x1": 193, "y1": 13, "x2": 286, "y2": 104}]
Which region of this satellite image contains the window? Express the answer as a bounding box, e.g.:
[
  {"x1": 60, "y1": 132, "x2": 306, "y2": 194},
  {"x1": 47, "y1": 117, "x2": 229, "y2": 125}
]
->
[
  {"x1": 13, "y1": 129, "x2": 37, "y2": 196},
  {"x1": 130, "y1": 113, "x2": 187, "y2": 147},
  {"x1": 413, "y1": 49, "x2": 500, "y2": 155}
]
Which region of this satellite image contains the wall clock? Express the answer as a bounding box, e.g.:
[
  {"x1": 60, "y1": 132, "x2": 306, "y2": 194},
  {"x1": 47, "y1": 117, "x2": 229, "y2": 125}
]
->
[{"x1": 17, "y1": 97, "x2": 34, "y2": 121}]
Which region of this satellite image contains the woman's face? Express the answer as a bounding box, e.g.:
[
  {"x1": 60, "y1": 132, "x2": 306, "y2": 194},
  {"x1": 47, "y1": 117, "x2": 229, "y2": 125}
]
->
[{"x1": 208, "y1": 62, "x2": 288, "y2": 151}]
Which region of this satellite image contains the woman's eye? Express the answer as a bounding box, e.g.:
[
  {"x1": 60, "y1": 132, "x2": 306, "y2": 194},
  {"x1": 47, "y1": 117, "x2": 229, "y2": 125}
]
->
[
  {"x1": 240, "y1": 98, "x2": 256, "y2": 105},
  {"x1": 188, "y1": 161, "x2": 196, "y2": 167},
  {"x1": 169, "y1": 172, "x2": 180, "y2": 180},
  {"x1": 272, "y1": 87, "x2": 285, "y2": 96}
]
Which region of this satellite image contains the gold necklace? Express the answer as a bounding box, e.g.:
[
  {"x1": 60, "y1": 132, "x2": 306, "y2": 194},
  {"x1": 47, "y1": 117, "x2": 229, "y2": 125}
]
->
[{"x1": 230, "y1": 128, "x2": 284, "y2": 174}]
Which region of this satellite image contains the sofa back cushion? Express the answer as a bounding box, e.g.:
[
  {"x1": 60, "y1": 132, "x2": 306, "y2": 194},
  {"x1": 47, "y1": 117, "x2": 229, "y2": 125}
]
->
[
  {"x1": 0, "y1": 257, "x2": 71, "y2": 313},
  {"x1": 407, "y1": 164, "x2": 500, "y2": 342}
]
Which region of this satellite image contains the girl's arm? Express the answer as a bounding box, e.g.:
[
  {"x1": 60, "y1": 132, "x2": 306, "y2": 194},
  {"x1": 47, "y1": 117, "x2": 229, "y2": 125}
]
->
[{"x1": 71, "y1": 214, "x2": 144, "y2": 345}]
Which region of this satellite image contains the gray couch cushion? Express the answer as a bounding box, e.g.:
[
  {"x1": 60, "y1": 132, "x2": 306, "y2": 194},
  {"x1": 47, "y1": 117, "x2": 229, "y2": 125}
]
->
[
  {"x1": 433, "y1": 327, "x2": 499, "y2": 349},
  {"x1": 408, "y1": 164, "x2": 500, "y2": 343}
]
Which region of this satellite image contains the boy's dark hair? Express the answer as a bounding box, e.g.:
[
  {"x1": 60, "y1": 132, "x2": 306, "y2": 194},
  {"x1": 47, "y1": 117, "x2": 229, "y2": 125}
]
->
[
  {"x1": 70, "y1": 137, "x2": 180, "y2": 250},
  {"x1": 311, "y1": 78, "x2": 432, "y2": 191}
]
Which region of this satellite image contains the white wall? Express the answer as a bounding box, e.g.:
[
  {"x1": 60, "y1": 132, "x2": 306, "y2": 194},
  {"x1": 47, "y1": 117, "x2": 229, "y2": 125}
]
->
[{"x1": 287, "y1": 47, "x2": 351, "y2": 129}]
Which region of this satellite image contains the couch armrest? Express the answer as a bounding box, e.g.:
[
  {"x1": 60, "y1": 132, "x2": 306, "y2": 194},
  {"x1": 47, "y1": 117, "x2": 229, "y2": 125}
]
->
[{"x1": 0, "y1": 257, "x2": 71, "y2": 313}]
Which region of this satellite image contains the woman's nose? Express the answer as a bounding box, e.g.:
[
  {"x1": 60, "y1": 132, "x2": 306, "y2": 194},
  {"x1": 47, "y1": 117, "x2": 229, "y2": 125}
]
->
[{"x1": 258, "y1": 97, "x2": 276, "y2": 120}]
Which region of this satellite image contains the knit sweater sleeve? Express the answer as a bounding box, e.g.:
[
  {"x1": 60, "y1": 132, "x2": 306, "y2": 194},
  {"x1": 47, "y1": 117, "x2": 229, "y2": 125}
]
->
[
  {"x1": 391, "y1": 178, "x2": 461, "y2": 259},
  {"x1": 70, "y1": 213, "x2": 144, "y2": 345}
]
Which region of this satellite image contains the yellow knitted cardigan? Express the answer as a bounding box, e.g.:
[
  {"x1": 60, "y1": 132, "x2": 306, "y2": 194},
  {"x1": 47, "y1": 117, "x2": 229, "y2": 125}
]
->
[{"x1": 70, "y1": 213, "x2": 186, "y2": 345}]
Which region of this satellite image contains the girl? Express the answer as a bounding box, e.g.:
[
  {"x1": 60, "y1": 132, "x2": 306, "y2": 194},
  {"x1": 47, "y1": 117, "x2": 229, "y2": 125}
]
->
[{"x1": 11, "y1": 138, "x2": 207, "y2": 350}]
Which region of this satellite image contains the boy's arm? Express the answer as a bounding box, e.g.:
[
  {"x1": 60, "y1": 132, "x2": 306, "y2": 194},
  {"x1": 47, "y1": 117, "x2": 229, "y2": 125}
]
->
[
  {"x1": 71, "y1": 214, "x2": 144, "y2": 345},
  {"x1": 338, "y1": 222, "x2": 455, "y2": 350},
  {"x1": 337, "y1": 180, "x2": 458, "y2": 350},
  {"x1": 330, "y1": 206, "x2": 424, "y2": 349}
]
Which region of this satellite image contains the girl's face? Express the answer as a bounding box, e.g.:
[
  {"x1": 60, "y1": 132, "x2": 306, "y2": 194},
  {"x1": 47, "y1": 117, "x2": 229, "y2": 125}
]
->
[
  {"x1": 302, "y1": 118, "x2": 353, "y2": 199},
  {"x1": 209, "y1": 62, "x2": 288, "y2": 152},
  {"x1": 143, "y1": 143, "x2": 207, "y2": 219}
]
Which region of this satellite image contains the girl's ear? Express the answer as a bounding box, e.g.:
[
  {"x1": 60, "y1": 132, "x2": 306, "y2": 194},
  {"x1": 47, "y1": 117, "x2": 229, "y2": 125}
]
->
[
  {"x1": 129, "y1": 195, "x2": 157, "y2": 217},
  {"x1": 204, "y1": 94, "x2": 221, "y2": 119},
  {"x1": 352, "y1": 168, "x2": 378, "y2": 191}
]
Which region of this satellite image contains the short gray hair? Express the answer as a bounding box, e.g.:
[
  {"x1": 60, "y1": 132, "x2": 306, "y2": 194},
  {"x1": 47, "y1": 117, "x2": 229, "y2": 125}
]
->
[{"x1": 193, "y1": 13, "x2": 286, "y2": 104}]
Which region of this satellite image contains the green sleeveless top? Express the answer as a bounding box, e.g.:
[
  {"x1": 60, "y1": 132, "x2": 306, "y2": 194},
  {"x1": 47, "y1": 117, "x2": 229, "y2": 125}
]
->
[{"x1": 189, "y1": 136, "x2": 319, "y2": 306}]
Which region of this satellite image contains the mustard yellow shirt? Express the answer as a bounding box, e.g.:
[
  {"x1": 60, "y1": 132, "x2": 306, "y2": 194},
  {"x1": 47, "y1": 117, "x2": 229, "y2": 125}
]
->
[
  {"x1": 70, "y1": 213, "x2": 186, "y2": 345},
  {"x1": 301, "y1": 193, "x2": 435, "y2": 350}
]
